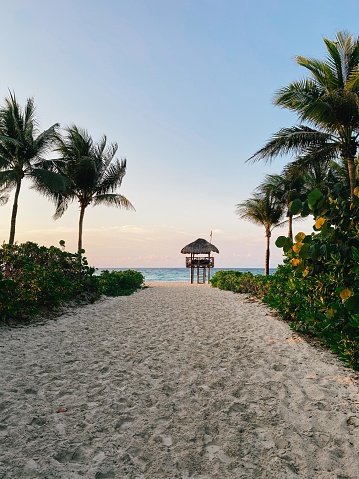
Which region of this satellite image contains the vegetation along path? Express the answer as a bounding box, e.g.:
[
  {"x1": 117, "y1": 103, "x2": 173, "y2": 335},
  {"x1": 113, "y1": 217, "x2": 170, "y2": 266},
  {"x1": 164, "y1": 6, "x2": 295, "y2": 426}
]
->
[{"x1": 1, "y1": 283, "x2": 359, "y2": 478}]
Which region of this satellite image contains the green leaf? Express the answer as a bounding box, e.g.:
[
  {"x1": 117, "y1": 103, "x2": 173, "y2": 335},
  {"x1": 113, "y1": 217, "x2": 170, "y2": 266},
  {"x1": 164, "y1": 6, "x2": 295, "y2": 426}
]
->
[
  {"x1": 308, "y1": 189, "x2": 323, "y2": 206},
  {"x1": 348, "y1": 315, "x2": 359, "y2": 328},
  {"x1": 299, "y1": 243, "x2": 310, "y2": 259},
  {"x1": 300, "y1": 200, "x2": 311, "y2": 217},
  {"x1": 297, "y1": 260, "x2": 305, "y2": 273},
  {"x1": 283, "y1": 242, "x2": 293, "y2": 253},
  {"x1": 275, "y1": 236, "x2": 288, "y2": 248},
  {"x1": 344, "y1": 295, "x2": 359, "y2": 311},
  {"x1": 294, "y1": 232, "x2": 306, "y2": 242},
  {"x1": 289, "y1": 198, "x2": 302, "y2": 215}
]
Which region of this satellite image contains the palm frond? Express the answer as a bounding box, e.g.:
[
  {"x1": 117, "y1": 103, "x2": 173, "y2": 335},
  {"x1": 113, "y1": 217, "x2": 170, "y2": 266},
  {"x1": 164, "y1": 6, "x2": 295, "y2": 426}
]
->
[
  {"x1": 0, "y1": 173, "x2": 15, "y2": 205},
  {"x1": 92, "y1": 193, "x2": 135, "y2": 210},
  {"x1": 30, "y1": 169, "x2": 71, "y2": 196},
  {"x1": 0, "y1": 169, "x2": 19, "y2": 184},
  {"x1": 97, "y1": 158, "x2": 127, "y2": 194},
  {"x1": 346, "y1": 66, "x2": 359, "y2": 91},
  {"x1": 296, "y1": 56, "x2": 335, "y2": 91},
  {"x1": 274, "y1": 79, "x2": 322, "y2": 115},
  {"x1": 0, "y1": 194, "x2": 9, "y2": 206},
  {"x1": 34, "y1": 123, "x2": 60, "y2": 155},
  {"x1": 247, "y1": 126, "x2": 332, "y2": 163},
  {"x1": 323, "y1": 37, "x2": 345, "y2": 87},
  {"x1": 95, "y1": 135, "x2": 108, "y2": 161},
  {"x1": 53, "y1": 194, "x2": 72, "y2": 220},
  {"x1": 96, "y1": 139, "x2": 119, "y2": 181}
]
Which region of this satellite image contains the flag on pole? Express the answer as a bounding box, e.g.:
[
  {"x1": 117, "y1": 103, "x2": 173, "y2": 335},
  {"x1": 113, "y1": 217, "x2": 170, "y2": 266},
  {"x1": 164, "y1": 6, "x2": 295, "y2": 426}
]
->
[{"x1": 210, "y1": 230, "x2": 212, "y2": 243}]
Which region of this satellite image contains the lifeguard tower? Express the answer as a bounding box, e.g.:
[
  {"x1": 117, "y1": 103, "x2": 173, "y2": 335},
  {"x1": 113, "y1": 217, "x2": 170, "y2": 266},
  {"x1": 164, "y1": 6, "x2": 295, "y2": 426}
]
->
[{"x1": 181, "y1": 238, "x2": 219, "y2": 284}]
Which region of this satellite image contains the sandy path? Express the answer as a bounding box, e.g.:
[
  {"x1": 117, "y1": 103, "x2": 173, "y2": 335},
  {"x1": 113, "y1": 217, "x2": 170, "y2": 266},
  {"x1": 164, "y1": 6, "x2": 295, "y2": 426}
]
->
[{"x1": 1, "y1": 283, "x2": 359, "y2": 478}]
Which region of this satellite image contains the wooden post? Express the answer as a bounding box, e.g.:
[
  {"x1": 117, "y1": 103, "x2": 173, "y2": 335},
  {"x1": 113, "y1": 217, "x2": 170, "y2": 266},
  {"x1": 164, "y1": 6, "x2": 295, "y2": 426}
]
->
[
  {"x1": 190, "y1": 253, "x2": 194, "y2": 284},
  {"x1": 208, "y1": 253, "x2": 211, "y2": 283}
]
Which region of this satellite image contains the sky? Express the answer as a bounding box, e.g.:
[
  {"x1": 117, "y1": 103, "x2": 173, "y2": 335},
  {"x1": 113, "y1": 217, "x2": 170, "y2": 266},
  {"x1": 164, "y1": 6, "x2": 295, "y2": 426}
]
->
[{"x1": 0, "y1": 0, "x2": 358, "y2": 268}]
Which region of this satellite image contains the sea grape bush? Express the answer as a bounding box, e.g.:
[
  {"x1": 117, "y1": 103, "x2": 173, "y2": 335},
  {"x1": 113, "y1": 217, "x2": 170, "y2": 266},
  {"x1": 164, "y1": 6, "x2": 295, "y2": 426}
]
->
[
  {"x1": 270, "y1": 188, "x2": 359, "y2": 369},
  {"x1": 210, "y1": 270, "x2": 271, "y2": 298},
  {"x1": 0, "y1": 243, "x2": 145, "y2": 322},
  {"x1": 98, "y1": 269, "x2": 144, "y2": 296},
  {"x1": 0, "y1": 241, "x2": 101, "y2": 321}
]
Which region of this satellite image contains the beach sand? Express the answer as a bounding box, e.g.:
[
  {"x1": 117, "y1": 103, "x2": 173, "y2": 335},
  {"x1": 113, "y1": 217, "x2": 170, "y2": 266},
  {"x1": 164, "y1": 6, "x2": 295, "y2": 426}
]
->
[{"x1": 1, "y1": 283, "x2": 359, "y2": 478}]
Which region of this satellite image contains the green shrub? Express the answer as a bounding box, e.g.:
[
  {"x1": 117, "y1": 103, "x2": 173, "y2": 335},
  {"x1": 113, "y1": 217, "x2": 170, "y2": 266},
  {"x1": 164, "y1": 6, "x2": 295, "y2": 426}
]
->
[
  {"x1": 210, "y1": 270, "x2": 271, "y2": 298},
  {"x1": 99, "y1": 269, "x2": 144, "y2": 296},
  {"x1": 270, "y1": 188, "x2": 359, "y2": 369},
  {"x1": 0, "y1": 241, "x2": 101, "y2": 321}
]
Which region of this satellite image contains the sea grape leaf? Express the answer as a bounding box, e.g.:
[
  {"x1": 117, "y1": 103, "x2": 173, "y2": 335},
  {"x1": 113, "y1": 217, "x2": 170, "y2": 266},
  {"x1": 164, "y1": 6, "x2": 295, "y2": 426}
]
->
[
  {"x1": 344, "y1": 295, "x2": 359, "y2": 311},
  {"x1": 299, "y1": 243, "x2": 310, "y2": 259},
  {"x1": 289, "y1": 198, "x2": 302, "y2": 215},
  {"x1": 275, "y1": 236, "x2": 288, "y2": 248},
  {"x1": 294, "y1": 232, "x2": 306, "y2": 242},
  {"x1": 301, "y1": 200, "x2": 310, "y2": 217},
  {"x1": 308, "y1": 189, "x2": 323, "y2": 206}
]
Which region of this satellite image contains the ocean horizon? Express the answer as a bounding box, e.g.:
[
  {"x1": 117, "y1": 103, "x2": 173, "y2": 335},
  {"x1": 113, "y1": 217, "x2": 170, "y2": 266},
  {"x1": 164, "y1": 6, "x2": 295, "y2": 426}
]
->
[{"x1": 96, "y1": 267, "x2": 277, "y2": 283}]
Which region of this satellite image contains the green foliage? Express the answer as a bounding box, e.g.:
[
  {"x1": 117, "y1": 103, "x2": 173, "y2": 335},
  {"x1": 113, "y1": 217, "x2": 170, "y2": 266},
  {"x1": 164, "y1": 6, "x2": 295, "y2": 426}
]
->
[
  {"x1": 0, "y1": 241, "x2": 101, "y2": 321},
  {"x1": 98, "y1": 269, "x2": 144, "y2": 296},
  {"x1": 269, "y1": 188, "x2": 359, "y2": 369},
  {"x1": 210, "y1": 270, "x2": 271, "y2": 298}
]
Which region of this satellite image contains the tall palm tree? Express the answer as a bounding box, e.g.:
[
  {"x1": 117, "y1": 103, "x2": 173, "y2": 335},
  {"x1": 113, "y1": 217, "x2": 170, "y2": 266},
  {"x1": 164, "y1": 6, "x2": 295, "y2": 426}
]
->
[
  {"x1": 248, "y1": 31, "x2": 359, "y2": 198},
  {"x1": 49, "y1": 125, "x2": 135, "y2": 251},
  {"x1": 0, "y1": 92, "x2": 60, "y2": 243},
  {"x1": 236, "y1": 191, "x2": 285, "y2": 275},
  {"x1": 257, "y1": 172, "x2": 306, "y2": 239}
]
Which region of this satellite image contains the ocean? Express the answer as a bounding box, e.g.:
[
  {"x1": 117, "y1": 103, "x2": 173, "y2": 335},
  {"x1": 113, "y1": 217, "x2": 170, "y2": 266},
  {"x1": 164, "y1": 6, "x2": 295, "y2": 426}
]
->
[{"x1": 96, "y1": 267, "x2": 277, "y2": 283}]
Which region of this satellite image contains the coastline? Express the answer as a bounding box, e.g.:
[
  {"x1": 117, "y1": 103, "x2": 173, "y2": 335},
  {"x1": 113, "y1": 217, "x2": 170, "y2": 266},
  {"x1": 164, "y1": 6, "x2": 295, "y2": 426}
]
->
[
  {"x1": 1, "y1": 283, "x2": 359, "y2": 478},
  {"x1": 96, "y1": 267, "x2": 278, "y2": 283}
]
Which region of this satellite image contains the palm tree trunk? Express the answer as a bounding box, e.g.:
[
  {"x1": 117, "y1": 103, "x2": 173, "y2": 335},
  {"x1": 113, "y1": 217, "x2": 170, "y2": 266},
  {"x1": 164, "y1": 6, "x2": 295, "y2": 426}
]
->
[
  {"x1": 265, "y1": 229, "x2": 271, "y2": 276},
  {"x1": 9, "y1": 178, "x2": 22, "y2": 244},
  {"x1": 287, "y1": 213, "x2": 293, "y2": 239},
  {"x1": 78, "y1": 203, "x2": 86, "y2": 252},
  {"x1": 347, "y1": 156, "x2": 356, "y2": 199}
]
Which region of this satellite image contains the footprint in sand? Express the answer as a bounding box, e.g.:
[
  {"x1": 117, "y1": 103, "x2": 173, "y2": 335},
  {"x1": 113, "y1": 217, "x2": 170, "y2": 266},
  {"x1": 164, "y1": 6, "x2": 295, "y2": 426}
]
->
[
  {"x1": 115, "y1": 416, "x2": 134, "y2": 430},
  {"x1": 205, "y1": 444, "x2": 233, "y2": 464}
]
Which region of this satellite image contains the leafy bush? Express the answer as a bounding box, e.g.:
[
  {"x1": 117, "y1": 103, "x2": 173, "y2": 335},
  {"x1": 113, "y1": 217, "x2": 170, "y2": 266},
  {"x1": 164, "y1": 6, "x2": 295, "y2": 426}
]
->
[
  {"x1": 0, "y1": 241, "x2": 101, "y2": 321},
  {"x1": 270, "y1": 188, "x2": 359, "y2": 369},
  {"x1": 99, "y1": 269, "x2": 144, "y2": 296},
  {"x1": 210, "y1": 270, "x2": 271, "y2": 298}
]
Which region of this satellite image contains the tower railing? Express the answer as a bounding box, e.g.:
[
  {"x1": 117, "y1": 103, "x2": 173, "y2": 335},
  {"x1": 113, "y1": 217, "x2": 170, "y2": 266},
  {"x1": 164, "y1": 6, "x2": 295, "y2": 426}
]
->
[{"x1": 185, "y1": 256, "x2": 214, "y2": 268}]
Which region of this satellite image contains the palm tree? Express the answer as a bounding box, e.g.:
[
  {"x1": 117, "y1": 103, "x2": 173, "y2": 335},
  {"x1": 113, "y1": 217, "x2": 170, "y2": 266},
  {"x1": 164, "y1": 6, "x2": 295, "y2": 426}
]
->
[
  {"x1": 0, "y1": 92, "x2": 60, "y2": 243},
  {"x1": 257, "y1": 172, "x2": 305, "y2": 239},
  {"x1": 236, "y1": 191, "x2": 285, "y2": 275},
  {"x1": 50, "y1": 125, "x2": 135, "y2": 251},
  {"x1": 248, "y1": 31, "x2": 359, "y2": 198}
]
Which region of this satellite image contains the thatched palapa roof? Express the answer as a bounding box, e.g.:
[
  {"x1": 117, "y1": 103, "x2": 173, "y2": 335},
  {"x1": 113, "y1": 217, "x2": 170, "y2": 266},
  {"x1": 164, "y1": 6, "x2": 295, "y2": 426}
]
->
[{"x1": 181, "y1": 238, "x2": 219, "y2": 254}]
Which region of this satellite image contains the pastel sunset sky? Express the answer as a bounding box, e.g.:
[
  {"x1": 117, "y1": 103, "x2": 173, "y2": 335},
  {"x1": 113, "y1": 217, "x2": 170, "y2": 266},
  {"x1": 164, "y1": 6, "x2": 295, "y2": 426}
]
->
[{"x1": 1, "y1": 0, "x2": 358, "y2": 268}]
